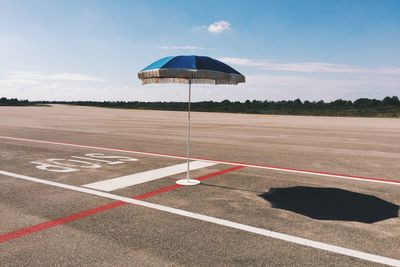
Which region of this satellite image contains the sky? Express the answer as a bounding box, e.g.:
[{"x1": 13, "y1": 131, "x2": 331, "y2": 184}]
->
[{"x1": 0, "y1": 0, "x2": 399, "y2": 102}]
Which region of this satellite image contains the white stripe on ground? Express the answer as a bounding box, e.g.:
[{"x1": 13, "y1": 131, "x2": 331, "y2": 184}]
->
[
  {"x1": 0, "y1": 135, "x2": 399, "y2": 186},
  {"x1": 1, "y1": 170, "x2": 399, "y2": 267},
  {"x1": 83, "y1": 161, "x2": 216, "y2": 191}
]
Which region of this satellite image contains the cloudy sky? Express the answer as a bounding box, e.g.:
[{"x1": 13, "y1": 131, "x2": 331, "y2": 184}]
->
[{"x1": 0, "y1": 0, "x2": 399, "y2": 102}]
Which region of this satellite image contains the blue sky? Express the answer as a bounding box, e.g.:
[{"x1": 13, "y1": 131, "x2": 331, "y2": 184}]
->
[{"x1": 0, "y1": 0, "x2": 399, "y2": 101}]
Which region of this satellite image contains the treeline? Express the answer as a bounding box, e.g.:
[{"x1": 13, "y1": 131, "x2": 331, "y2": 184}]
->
[
  {"x1": 2, "y1": 96, "x2": 400, "y2": 117},
  {"x1": 0, "y1": 97, "x2": 32, "y2": 106},
  {"x1": 46, "y1": 96, "x2": 400, "y2": 117}
]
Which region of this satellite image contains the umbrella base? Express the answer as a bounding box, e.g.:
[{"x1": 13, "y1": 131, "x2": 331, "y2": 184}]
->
[{"x1": 176, "y1": 179, "x2": 201, "y2": 186}]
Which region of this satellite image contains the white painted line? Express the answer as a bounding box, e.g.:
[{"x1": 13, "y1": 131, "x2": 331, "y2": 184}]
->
[
  {"x1": 1, "y1": 169, "x2": 399, "y2": 267},
  {"x1": 1, "y1": 135, "x2": 399, "y2": 186},
  {"x1": 83, "y1": 161, "x2": 217, "y2": 191}
]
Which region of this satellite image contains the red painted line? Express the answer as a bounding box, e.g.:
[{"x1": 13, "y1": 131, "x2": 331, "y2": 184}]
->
[
  {"x1": 0, "y1": 135, "x2": 398, "y2": 185},
  {"x1": 0, "y1": 165, "x2": 244, "y2": 244},
  {"x1": 194, "y1": 158, "x2": 400, "y2": 184},
  {"x1": 0, "y1": 201, "x2": 125, "y2": 243},
  {"x1": 133, "y1": 166, "x2": 244, "y2": 200}
]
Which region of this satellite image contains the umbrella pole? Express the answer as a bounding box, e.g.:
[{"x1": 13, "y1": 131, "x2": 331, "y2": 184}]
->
[
  {"x1": 187, "y1": 79, "x2": 191, "y2": 183},
  {"x1": 177, "y1": 79, "x2": 200, "y2": 186}
]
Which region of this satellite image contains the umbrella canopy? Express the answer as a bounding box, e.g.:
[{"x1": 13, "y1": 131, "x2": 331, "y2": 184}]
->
[{"x1": 138, "y1": 55, "x2": 245, "y2": 85}]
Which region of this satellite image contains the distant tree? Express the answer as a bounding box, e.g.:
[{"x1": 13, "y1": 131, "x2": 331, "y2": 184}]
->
[
  {"x1": 332, "y1": 99, "x2": 351, "y2": 106},
  {"x1": 354, "y1": 98, "x2": 378, "y2": 106},
  {"x1": 382, "y1": 96, "x2": 400, "y2": 106},
  {"x1": 293, "y1": 98, "x2": 302, "y2": 105}
]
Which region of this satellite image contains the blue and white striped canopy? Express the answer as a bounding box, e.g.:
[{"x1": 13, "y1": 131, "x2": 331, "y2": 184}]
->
[{"x1": 138, "y1": 55, "x2": 245, "y2": 85}]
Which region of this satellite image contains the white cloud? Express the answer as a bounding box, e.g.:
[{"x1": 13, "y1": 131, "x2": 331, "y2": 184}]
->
[
  {"x1": 156, "y1": 45, "x2": 203, "y2": 51},
  {"x1": 193, "y1": 21, "x2": 231, "y2": 34},
  {"x1": 127, "y1": 72, "x2": 400, "y2": 102},
  {"x1": 3, "y1": 71, "x2": 105, "y2": 83},
  {"x1": 219, "y1": 57, "x2": 400, "y2": 75},
  {"x1": 208, "y1": 20, "x2": 231, "y2": 33},
  {"x1": 0, "y1": 71, "x2": 106, "y2": 100},
  {"x1": 192, "y1": 25, "x2": 207, "y2": 31},
  {"x1": 240, "y1": 74, "x2": 400, "y2": 101},
  {"x1": 1, "y1": 69, "x2": 399, "y2": 102}
]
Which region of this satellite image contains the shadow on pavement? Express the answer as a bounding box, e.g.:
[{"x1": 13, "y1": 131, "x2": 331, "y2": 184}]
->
[{"x1": 259, "y1": 186, "x2": 399, "y2": 223}]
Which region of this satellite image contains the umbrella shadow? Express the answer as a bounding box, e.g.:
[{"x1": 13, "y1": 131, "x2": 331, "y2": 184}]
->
[{"x1": 259, "y1": 186, "x2": 399, "y2": 223}]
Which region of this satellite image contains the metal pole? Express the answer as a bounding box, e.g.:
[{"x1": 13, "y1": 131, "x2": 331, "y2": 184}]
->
[
  {"x1": 176, "y1": 80, "x2": 199, "y2": 186},
  {"x1": 187, "y1": 80, "x2": 191, "y2": 182}
]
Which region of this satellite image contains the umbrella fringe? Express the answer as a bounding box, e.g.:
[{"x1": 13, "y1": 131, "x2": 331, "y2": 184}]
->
[
  {"x1": 140, "y1": 78, "x2": 241, "y2": 85},
  {"x1": 138, "y1": 68, "x2": 245, "y2": 85}
]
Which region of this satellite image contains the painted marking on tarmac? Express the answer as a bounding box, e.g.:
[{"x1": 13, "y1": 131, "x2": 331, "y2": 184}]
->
[
  {"x1": 0, "y1": 166, "x2": 243, "y2": 244},
  {"x1": 0, "y1": 170, "x2": 399, "y2": 267},
  {"x1": 83, "y1": 161, "x2": 217, "y2": 191},
  {"x1": 31, "y1": 153, "x2": 139, "y2": 173},
  {"x1": 1, "y1": 135, "x2": 399, "y2": 186}
]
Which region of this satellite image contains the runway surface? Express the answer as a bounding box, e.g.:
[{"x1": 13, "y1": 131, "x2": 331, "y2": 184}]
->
[{"x1": 0, "y1": 105, "x2": 399, "y2": 266}]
